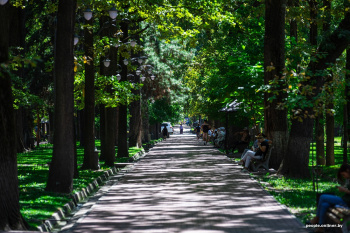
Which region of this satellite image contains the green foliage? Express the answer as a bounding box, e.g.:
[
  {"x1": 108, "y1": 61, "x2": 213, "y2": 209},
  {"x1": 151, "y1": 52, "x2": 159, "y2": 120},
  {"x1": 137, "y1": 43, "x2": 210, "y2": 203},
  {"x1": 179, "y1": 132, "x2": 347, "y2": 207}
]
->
[{"x1": 149, "y1": 97, "x2": 182, "y2": 124}]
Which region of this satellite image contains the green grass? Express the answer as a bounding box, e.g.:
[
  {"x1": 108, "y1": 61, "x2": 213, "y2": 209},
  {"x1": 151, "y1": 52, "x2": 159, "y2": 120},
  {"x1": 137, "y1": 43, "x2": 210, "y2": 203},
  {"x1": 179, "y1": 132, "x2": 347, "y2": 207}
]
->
[
  {"x1": 255, "y1": 136, "x2": 346, "y2": 224},
  {"x1": 17, "y1": 141, "x2": 146, "y2": 229}
]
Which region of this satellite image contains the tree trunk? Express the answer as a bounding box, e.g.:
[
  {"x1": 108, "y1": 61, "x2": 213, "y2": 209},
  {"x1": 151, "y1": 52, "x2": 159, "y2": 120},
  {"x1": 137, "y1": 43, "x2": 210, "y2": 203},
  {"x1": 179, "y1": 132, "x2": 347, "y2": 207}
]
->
[
  {"x1": 141, "y1": 98, "x2": 150, "y2": 143},
  {"x1": 82, "y1": 16, "x2": 98, "y2": 170},
  {"x1": 309, "y1": 0, "x2": 326, "y2": 166},
  {"x1": 115, "y1": 107, "x2": 119, "y2": 146},
  {"x1": 100, "y1": 104, "x2": 106, "y2": 161},
  {"x1": 46, "y1": 0, "x2": 77, "y2": 193},
  {"x1": 10, "y1": 5, "x2": 27, "y2": 153},
  {"x1": 315, "y1": 114, "x2": 325, "y2": 165},
  {"x1": 326, "y1": 105, "x2": 335, "y2": 165},
  {"x1": 344, "y1": 49, "x2": 350, "y2": 164},
  {"x1": 77, "y1": 109, "x2": 84, "y2": 146},
  {"x1": 0, "y1": 2, "x2": 28, "y2": 230},
  {"x1": 129, "y1": 96, "x2": 142, "y2": 148},
  {"x1": 264, "y1": 0, "x2": 288, "y2": 170},
  {"x1": 324, "y1": 1, "x2": 335, "y2": 166},
  {"x1": 117, "y1": 21, "x2": 129, "y2": 158},
  {"x1": 104, "y1": 107, "x2": 117, "y2": 166},
  {"x1": 344, "y1": 100, "x2": 348, "y2": 165},
  {"x1": 129, "y1": 32, "x2": 142, "y2": 148}
]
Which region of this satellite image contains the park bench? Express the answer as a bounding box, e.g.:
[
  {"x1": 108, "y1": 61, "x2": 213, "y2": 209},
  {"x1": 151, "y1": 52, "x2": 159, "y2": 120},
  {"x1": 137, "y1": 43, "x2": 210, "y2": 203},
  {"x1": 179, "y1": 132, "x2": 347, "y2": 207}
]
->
[
  {"x1": 250, "y1": 146, "x2": 273, "y2": 172},
  {"x1": 325, "y1": 206, "x2": 350, "y2": 232}
]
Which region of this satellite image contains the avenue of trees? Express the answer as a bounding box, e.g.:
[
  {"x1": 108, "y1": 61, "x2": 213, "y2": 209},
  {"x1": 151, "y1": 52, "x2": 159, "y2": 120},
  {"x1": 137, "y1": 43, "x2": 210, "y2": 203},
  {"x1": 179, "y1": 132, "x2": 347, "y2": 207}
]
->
[{"x1": 2, "y1": 0, "x2": 350, "y2": 230}]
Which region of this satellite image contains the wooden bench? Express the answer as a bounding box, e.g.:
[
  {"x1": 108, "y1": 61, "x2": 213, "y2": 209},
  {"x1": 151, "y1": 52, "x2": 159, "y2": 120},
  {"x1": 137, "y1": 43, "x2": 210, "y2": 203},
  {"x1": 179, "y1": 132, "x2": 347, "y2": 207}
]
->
[
  {"x1": 250, "y1": 146, "x2": 273, "y2": 172},
  {"x1": 324, "y1": 206, "x2": 350, "y2": 232}
]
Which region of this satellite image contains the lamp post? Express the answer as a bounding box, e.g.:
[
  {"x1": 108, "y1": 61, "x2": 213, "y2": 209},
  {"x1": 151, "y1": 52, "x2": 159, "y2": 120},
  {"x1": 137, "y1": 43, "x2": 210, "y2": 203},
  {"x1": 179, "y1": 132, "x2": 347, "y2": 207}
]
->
[
  {"x1": 74, "y1": 35, "x2": 79, "y2": 45},
  {"x1": 108, "y1": 6, "x2": 118, "y2": 19},
  {"x1": 103, "y1": 58, "x2": 111, "y2": 67},
  {"x1": 83, "y1": 8, "x2": 93, "y2": 21}
]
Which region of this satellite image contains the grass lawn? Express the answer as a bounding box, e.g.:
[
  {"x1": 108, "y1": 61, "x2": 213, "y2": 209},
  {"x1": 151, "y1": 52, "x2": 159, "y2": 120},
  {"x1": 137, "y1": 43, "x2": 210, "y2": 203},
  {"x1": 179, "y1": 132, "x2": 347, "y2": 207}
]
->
[
  {"x1": 254, "y1": 137, "x2": 346, "y2": 224},
  {"x1": 17, "y1": 140, "x2": 148, "y2": 229}
]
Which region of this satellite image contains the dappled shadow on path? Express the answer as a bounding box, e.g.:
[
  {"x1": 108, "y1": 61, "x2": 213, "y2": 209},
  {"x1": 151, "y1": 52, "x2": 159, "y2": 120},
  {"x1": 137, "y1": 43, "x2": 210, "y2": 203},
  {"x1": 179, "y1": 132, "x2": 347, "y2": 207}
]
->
[{"x1": 67, "y1": 132, "x2": 306, "y2": 233}]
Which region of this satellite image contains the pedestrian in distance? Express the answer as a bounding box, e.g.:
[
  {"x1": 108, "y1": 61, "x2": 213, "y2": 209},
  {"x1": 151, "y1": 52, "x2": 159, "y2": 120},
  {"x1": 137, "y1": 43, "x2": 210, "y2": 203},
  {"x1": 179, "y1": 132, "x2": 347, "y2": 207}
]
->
[
  {"x1": 195, "y1": 124, "x2": 201, "y2": 140},
  {"x1": 180, "y1": 123, "x2": 184, "y2": 134},
  {"x1": 162, "y1": 126, "x2": 168, "y2": 141},
  {"x1": 201, "y1": 120, "x2": 210, "y2": 145}
]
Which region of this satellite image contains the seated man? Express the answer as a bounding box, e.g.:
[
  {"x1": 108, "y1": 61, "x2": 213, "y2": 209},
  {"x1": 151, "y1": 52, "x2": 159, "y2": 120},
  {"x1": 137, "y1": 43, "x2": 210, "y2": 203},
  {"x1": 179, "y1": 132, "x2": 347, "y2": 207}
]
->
[
  {"x1": 231, "y1": 128, "x2": 250, "y2": 152},
  {"x1": 238, "y1": 133, "x2": 269, "y2": 172},
  {"x1": 240, "y1": 133, "x2": 271, "y2": 159},
  {"x1": 214, "y1": 127, "x2": 225, "y2": 148}
]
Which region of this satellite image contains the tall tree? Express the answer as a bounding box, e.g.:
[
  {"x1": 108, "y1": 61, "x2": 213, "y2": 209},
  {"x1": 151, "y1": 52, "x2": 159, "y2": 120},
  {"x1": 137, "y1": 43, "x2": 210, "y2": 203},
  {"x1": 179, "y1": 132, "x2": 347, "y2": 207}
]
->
[
  {"x1": 307, "y1": 0, "x2": 326, "y2": 166},
  {"x1": 324, "y1": 0, "x2": 335, "y2": 166},
  {"x1": 46, "y1": 0, "x2": 77, "y2": 193},
  {"x1": 264, "y1": 0, "x2": 288, "y2": 170},
  {"x1": 117, "y1": 21, "x2": 130, "y2": 158},
  {"x1": 281, "y1": 5, "x2": 350, "y2": 178},
  {"x1": 129, "y1": 33, "x2": 142, "y2": 148},
  {"x1": 81, "y1": 14, "x2": 98, "y2": 170},
  {"x1": 344, "y1": 48, "x2": 350, "y2": 165},
  {"x1": 0, "y1": 2, "x2": 28, "y2": 230}
]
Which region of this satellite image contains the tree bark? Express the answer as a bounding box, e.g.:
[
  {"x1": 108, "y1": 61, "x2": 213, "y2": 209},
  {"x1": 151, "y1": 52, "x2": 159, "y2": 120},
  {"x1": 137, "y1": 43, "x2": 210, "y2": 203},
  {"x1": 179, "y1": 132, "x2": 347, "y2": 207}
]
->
[
  {"x1": 324, "y1": 0, "x2": 335, "y2": 166},
  {"x1": 117, "y1": 21, "x2": 130, "y2": 158},
  {"x1": 9, "y1": 6, "x2": 27, "y2": 153},
  {"x1": 104, "y1": 107, "x2": 117, "y2": 166},
  {"x1": 46, "y1": 0, "x2": 77, "y2": 193},
  {"x1": 0, "y1": 2, "x2": 28, "y2": 230},
  {"x1": 99, "y1": 104, "x2": 106, "y2": 161},
  {"x1": 309, "y1": 0, "x2": 326, "y2": 166},
  {"x1": 264, "y1": 0, "x2": 288, "y2": 170},
  {"x1": 141, "y1": 97, "x2": 150, "y2": 143},
  {"x1": 129, "y1": 42, "x2": 142, "y2": 148},
  {"x1": 344, "y1": 49, "x2": 350, "y2": 164},
  {"x1": 129, "y1": 93, "x2": 142, "y2": 148},
  {"x1": 82, "y1": 16, "x2": 98, "y2": 170},
  {"x1": 315, "y1": 115, "x2": 325, "y2": 165},
  {"x1": 326, "y1": 105, "x2": 335, "y2": 165}
]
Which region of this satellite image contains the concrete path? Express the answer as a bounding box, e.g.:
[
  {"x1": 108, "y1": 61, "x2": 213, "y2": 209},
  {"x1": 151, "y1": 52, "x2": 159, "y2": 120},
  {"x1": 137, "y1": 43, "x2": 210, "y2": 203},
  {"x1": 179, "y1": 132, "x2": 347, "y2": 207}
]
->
[{"x1": 60, "y1": 127, "x2": 308, "y2": 233}]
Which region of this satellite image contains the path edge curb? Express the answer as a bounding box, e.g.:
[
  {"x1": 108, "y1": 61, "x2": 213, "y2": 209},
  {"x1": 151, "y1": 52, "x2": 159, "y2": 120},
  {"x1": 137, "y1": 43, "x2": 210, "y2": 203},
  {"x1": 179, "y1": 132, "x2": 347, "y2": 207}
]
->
[{"x1": 37, "y1": 148, "x2": 151, "y2": 232}]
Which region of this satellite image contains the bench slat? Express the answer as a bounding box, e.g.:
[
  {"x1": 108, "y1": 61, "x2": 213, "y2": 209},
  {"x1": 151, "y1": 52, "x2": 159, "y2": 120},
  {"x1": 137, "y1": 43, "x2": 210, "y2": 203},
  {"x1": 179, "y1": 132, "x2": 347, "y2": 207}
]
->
[
  {"x1": 328, "y1": 208, "x2": 345, "y2": 219},
  {"x1": 326, "y1": 212, "x2": 341, "y2": 224}
]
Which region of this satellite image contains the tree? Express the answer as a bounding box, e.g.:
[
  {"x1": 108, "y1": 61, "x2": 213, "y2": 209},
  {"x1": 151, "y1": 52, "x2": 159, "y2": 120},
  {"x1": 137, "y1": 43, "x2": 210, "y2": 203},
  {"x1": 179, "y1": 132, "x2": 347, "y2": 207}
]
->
[
  {"x1": 281, "y1": 4, "x2": 350, "y2": 178},
  {"x1": 81, "y1": 13, "x2": 98, "y2": 170},
  {"x1": 129, "y1": 33, "x2": 142, "y2": 148},
  {"x1": 264, "y1": 0, "x2": 288, "y2": 170},
  {"x1": 344, "y1": 49, "x2": 350, "y2": 165},
  {"x1": 46, "y1": 0, "x2": 77, "y2": 193},
  {"x1": 0, "y1": 2, "x2": 28, "y2": 230},
  {"x1": 324, "y1": 0, "x2": 335, "y2": 166},
  {"x1": 117, "y1": 21, "x2": 130, "y2": 158}
]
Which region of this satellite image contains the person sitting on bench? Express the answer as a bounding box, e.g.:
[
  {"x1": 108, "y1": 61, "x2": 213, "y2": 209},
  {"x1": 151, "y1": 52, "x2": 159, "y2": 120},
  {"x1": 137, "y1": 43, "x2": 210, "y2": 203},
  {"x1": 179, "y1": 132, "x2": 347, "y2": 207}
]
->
[
  {"x1": 231, "y1": 128, "x2": 250, "y2": 152},
  {"x1": 240, "y1": 133, "x2": 271, "y2": 159},
  {"x1": 308, "y1": 164, "x2": 350, "y2": 233},
  {"x1": 238, "y1": 134, "x2": 269, "y2": 172}
]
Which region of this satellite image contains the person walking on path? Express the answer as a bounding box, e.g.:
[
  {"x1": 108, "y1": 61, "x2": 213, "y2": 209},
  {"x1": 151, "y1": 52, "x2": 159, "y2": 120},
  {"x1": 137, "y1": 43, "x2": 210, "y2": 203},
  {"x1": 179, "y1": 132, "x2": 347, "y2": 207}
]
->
[
  {"x1": 162, "y1": 126, "x2": 168, "y2": 141},
  {"x1": 201, "y1": 120, "x2": 210, "y2": 145},
  {"x1": 195, "y1": 124, "x2": 201, "y2": 140},
  {"x1": 180, "y1": 123, "x2": 184, "y2": 134}
]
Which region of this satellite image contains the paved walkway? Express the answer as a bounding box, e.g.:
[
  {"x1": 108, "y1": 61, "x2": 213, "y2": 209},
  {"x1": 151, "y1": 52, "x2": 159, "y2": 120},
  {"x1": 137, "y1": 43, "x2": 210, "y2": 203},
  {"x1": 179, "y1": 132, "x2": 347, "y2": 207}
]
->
[{"x1": 60, "y1": 127, "x2": 308, "y2": 233}]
